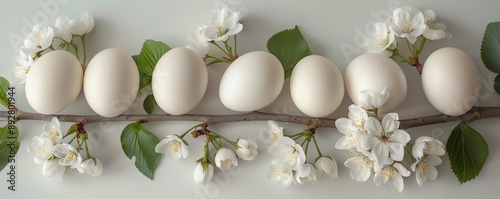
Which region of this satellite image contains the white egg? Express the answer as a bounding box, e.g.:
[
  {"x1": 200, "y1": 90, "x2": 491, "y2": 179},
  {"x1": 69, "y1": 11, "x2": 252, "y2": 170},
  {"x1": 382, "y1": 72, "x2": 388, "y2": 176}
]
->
[
  {"x1": 422, "y1": 47, "x2": 479, "y2": 116},
  {"x1": 219, "y1": 51, "x2": 284, "y2": 112},
  {"x1": 290, "y1": 55, "x2": 344, "y2": 117},
  {"x1": 25, "y1": 50, "x2": 83, "y2": 114},
  {"x1": 152, "y1": 47, "x2": 208, "y2": 115},
  {"x1": 84, "y1": 48, "x2": 139, "y2": 117},
  {"x1": 345, "y1": 53, "x2": 407, "y2": 113}
]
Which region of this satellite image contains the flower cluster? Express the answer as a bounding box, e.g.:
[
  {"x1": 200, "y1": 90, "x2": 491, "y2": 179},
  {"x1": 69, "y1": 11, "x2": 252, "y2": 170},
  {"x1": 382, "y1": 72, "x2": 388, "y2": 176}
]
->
[
  {"x1": 266, "y1": 121, "x2": 338, "y2": 187},
  {"x1": 155, "y1": 123, "x2": 258, "y2": 185},
  {"x1": 27, "y1": 117, "x2": 103, "y2": 180},
  {"x1": 335, "y1": 88, "x2": 446, "y2": 192},
  {"x1": 364, "y1": 6, "x2": 451, "y2": 73},
  {"x1": 186, "y1": 0, "x2": 246, "y2": 64},
  {"x1": 13, "y1": 12, "x2": 93, "y2": 84}
]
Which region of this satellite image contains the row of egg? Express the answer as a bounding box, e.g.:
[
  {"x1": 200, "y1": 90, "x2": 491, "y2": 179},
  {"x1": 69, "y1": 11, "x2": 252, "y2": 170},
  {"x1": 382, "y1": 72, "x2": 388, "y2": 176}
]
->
[{"x1": 25, "y1": 47, "x2": 479, "y2": 118}]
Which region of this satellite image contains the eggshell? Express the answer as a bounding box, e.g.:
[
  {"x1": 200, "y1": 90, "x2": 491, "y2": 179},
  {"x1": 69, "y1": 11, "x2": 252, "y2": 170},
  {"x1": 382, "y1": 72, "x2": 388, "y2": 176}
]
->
[
  {"x1": 25, "y1": 50, "x2": 83, "y2": 114},
  {"x1": 219, "y1": 51, "x2": 284, "y2": 112},
  {"x1": 344, "y1": 53, "x2": 407, "y2": 113},
  {"x1": 152, "y1": 47, "x2": 208, "y2": 115},
  {"x1": 422, "y1": 47, "x2": 479, "y2": 116},
  {"x1": 84, "y1": 48, "x2": 139, "y2": 117},
  {"x1": 290, "y1": 55, "x2": 344, "y2": 117}
]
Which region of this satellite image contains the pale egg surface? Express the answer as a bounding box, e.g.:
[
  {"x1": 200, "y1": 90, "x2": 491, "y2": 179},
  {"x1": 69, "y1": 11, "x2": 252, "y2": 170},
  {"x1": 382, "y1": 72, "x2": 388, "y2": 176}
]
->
[
  {"x1": 290, "y1": 55, "x2": 344, "y2": 117},
  {"x1": 219, "y1": 51, "x2": 284, "y2": 112},
  {"x1": 25, "y1": 50, "x2": 83, "y2": 114},
  {"x1": 344, "y1": 53, "x2": 407, "y2": 113},
  {"x1": 422, "y1": 47, "x2": 479, "y2": 116},
  {"x1": 84, "y1": 48, "x2": 139, "y2": 117},
  {"x1": 152, "y1": 47, "x2": 208, "y2": 115}
]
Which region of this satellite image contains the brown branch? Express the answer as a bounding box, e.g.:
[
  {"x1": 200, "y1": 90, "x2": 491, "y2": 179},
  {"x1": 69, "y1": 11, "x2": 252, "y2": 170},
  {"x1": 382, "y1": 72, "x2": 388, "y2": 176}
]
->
[{"x1": 2, "y1": 106, "x2": 500, "y2": 130}]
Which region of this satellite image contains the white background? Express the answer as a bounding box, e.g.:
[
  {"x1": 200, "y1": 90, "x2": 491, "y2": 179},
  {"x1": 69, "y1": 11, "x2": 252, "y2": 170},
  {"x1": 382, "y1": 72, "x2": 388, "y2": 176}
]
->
[{"x1": 1, "y1": 0, "x2": 500, "y2": 198}]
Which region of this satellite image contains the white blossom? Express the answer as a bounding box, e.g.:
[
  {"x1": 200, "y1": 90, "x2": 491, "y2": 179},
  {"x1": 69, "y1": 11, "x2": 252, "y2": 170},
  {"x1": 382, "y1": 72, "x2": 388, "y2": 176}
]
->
[
  {"x1": 186, "y1": 24, "x2": 210, "y2": 57},
  {"x1": 422, "y1": 9, "x2": 451, "y2": 40},
  {"x1": 267, "y1": 120, "x2": 284, "y2": 147},
  {"x1": 412, "y1": 136, "x2": 445, "y2": 160},
  {"x1": 269, "y1": 137, "x2": 306, "y2": 170},
  {"x1": 344, "y1": 150, "x2": 375, "y2": 182},
  {"x1": 41, "y1": 117, "x2": 63, "y2": 145},
  {"x1": 389, "y1": 6, "x2": 428, "y2": 44},
  {"x1": 373, "y1": 163, "x2": 410, "y2": 192},
  {"x1": 361, "y1": 113, "x2": 410, "y2": 165},
  {"x1": 12, "y1": 50, "x2": 33, "y2": 84},
  {"x1": 267, "y1": 161, "x2": 293, "y2": 187},
  {"x1": 42, "y1": 158, "x2": 66, "y2": 180},
  {"x1": 77, "y1": 158, "x2": 103, "y2": 177},
  {"x1": 55, "y1": 12, "x2": 94, "y2": 42},
  {"x1": 236, "y1": 139, "x2": 258, "y2": 161},
  {"x1": 194, "y1": 162, "x2": 214, "y2": 185},
  {"x1": 358, "y1": 87, "x2": 390, "y2": 110},
  {"x1": 294, "y1": 163, "x2": 318, "y2": 185},
  {"x1": 53, "y1": 143, "x2": 82, "y2": 169},
  {"x1": 315, "y1": 156, "x2": 338, "y2": 179},
  {"x1": 411, "y1": 155, "x2": 442, "y2": 186},
  {"x1": 335, "y1": 117, "x2": 365, "y2": 150},
  {"x1": 365, "y1": 21, "x2": 396, "y2": 56},
  {"x1": 203, "y1": 7, "x2": 243, "y2": 41},
  {"x1": 23, "y1": 24, "x2": 54, "y2": 54},
  {"x1": 214, "y1": 148, "x2": 238, "y2": 171},
  {"x1": 27, "y1": 136, "x2": 54, "y2": 164},
  {"x1": 155, "y1": 134, "x2": 189, "y2": 159}
]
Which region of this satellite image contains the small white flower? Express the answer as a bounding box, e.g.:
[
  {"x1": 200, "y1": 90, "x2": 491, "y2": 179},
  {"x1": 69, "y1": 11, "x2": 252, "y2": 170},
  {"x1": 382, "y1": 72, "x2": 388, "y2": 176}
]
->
[
  {"x1": 213, "y1": 0, "x2": 247, "y2": 21},
  {"x1": 194, "y1": 162, "x2": 214, "y2": 185},
  {"x1": 203, "y1": 7, "x2": 243, "y2": 41},
  {"x1": 186, "y1": 24, "x2": 210, "y2": 57},
  {"x1": 294, "y1": 163, "x2": 318, "y2": 185},
  {"x1": 214, "y1": 148, "x2": 238, "y2": 171},
  {"x1": 344, "y1": 150, "x2": 375, "y2": 182},
  {"x1": 267, "y1": 161, "x2": 293, "y2": 187},
  {"x1": 335, "y1": 117, "x2": 365, "y2": 150},
  {"x1": 348, "y1": 104, "x2": 369, "y2": 132},
  {"x1": 389, "y1": 6, "x2": 428, "y2": 44},
  {"x1": 12, "y1": 51, "x2": 33, "y2": 84},
  {"x1": 361, "y1": 113, "x2": 410, "y2": 164},
  {"x1": 412, "y1": 136, "x2": 445, "y2": 160},
  {"x1": 55, "y1": 16, "x2": 73, "y2": 42},
  {"x1": 77, "y1": 158, "x2": 103, "y2": 177},
  {"x1": 236, "y1": 139, "x2": 258, "y2": 161},
  {"x1": 78, "y1": 12, "x2": 94, "y2": 35},
  {"x1": 41, "y1": 117, "x2": 63, "y2": 145},
  {"x1": 53, "y1": 144, "x2": 82, "y2": 169},
  {"x1": 358, "y1": 87, "x2": 390, "y2": 110},
  {"x1": 422, "y1": 10, "x2": 451, "y2": 40},
  {"x1": 365, "y1": 21, "x2": 396, "y2": 56},
  {"x1": 42, "y1": 158, "x2": 66, "y2": 180},
  {"x1": 315, "y1": 156, "x2": 338, "y2": 179},
  {"x1": 267, "y1": 120, "x2": 284, "y2": 147},
  {"x1": 373, "y1": 163, "x2": 411, "y2": 192},
  {"x1": 411, "y1": 155, "x2": 442, "y2": 186},
  {"x1": 23, "y1": 24, "x2": 54, "y2": 54},
  {"x1": 269, "y1": 137, "x2": 306, "y2": 170},
  {"x1": 27, "y1": 136, "x2": 54, "y2": 164},
  {"x1": 155, "y1": 134, "x2": 189, "y2": 159}
]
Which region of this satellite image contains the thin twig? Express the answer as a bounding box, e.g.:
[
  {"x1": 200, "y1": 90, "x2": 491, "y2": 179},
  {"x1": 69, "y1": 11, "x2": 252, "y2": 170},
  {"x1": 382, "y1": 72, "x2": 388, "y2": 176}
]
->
[{"x1": 2, "y1": 106, "x2": 500, "y2": 130}]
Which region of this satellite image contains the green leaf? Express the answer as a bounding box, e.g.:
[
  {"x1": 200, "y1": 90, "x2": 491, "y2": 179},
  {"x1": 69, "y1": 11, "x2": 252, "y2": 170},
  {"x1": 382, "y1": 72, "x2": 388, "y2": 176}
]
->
[
  {"x1": 494, "y1": 74, "x2": 500, "y2": 95},
  {"x1": 138, "y1": 40, "x2": 171, "y2": 76},
  {"x1": 120, "y1": 122, "x2": 161, "y2": 180},
  {"x1": 481, "y1": 21, "x2": 500, "y2": 73},
  {"x1": 0, "y1": 76, "x2": 10, "y2": 93},
  {"x1": 267, "y1": 25, "x2": 312, "y2": 78},
  {"x1": 65, "y1": 124, "x2": 78, "y2": 138},
  {"x1": 143, "y1": 95, "x2": 156, "y2": 114},
  {"x1": 0, "y1": 77, "x2": 10, "y2": 107},
  {"x1": 0, "y1": 125, "x2": 20, "y2": 172},
  {"x1": 139, "y1": 73, "x2": 152, "y2": 90},
  {"x1": 447, "y1": 122, "x2": 489, "y2": 183},
  {"x1": 132, "y1": 55, "x2": 140, "y2": 66}
]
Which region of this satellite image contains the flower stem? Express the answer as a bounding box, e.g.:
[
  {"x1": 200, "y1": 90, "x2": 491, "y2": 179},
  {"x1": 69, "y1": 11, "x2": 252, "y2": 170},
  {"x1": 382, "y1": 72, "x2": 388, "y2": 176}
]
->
[
  {"x1": 84, "y1": 139, "x2": 91, "y2": 158},
  {"x1": 417, "y1": 37, "x2": 427, "y2": 55},
  {"x1": 80, "y1": 35, "x2": 88, "y2": 69},
  {"x1": 180, "y1": 123, "x2": 201, "y2": 139},
  {"x1": 312, "y1": 135, "x2": 323, "y2": 157},
  {"x1": 233, "y1": 35, "x2": 238, "y2": 58},
  {"x1": 70, "y1": 42, "x2": 80, "y2": 63},
  {"x1": 67, "y1": 134, "x2": 77, "y2": 145},
  {"x1": 303, "y1": 136, "x2": 310, "y2": 156},
  {"x1": 211, "y1": 132, "x2": 237, "y2": 146},
  {"x1": 202, "y1": 136, "x2": 210, "y2": 163},
  {"x1": 211, "y1": 41, "x2": 232, "y2": 58}
]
